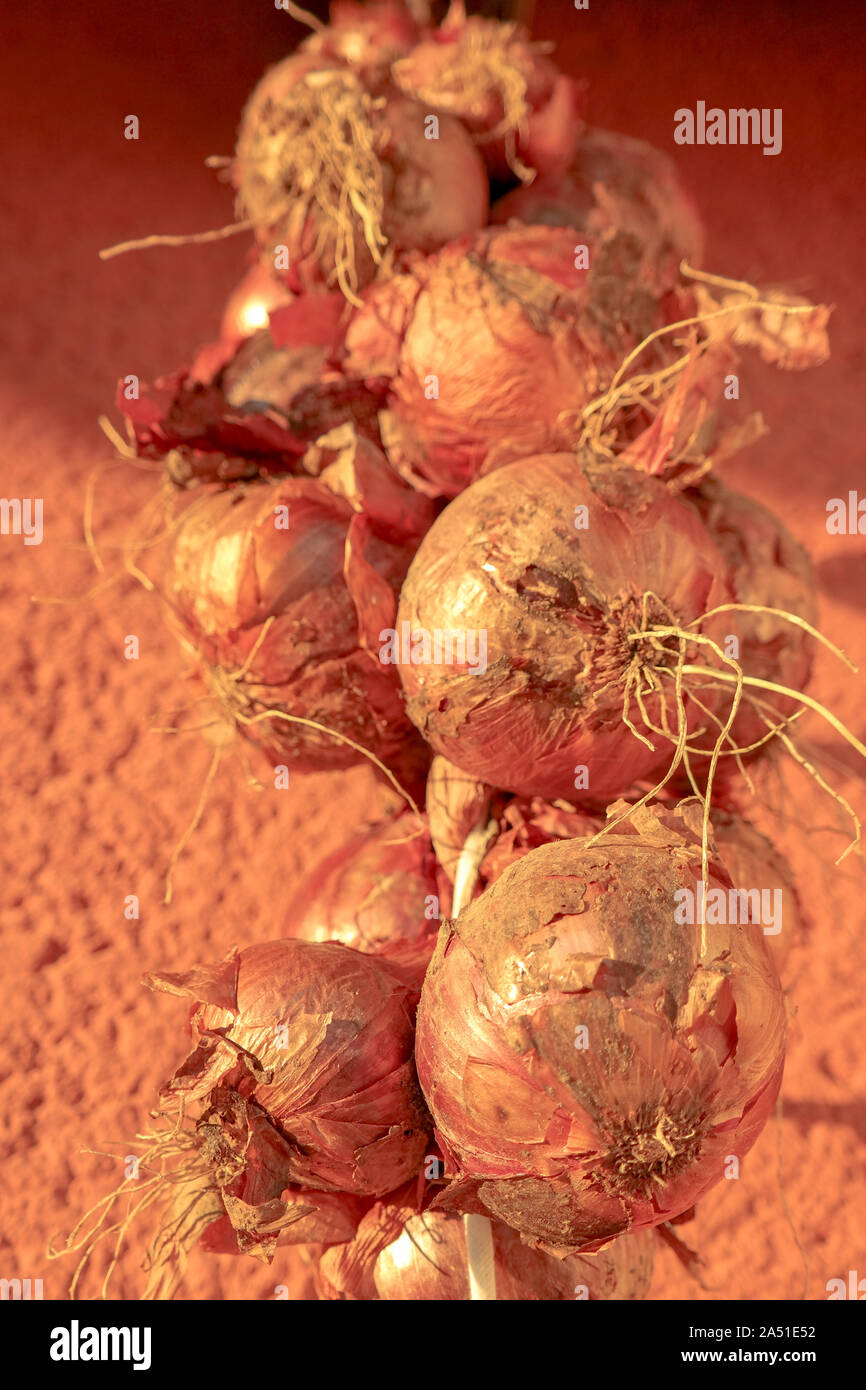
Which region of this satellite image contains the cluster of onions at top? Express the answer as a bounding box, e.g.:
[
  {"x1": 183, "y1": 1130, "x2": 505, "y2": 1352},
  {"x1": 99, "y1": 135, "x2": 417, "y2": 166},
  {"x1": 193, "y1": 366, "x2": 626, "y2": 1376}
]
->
[{"x1": 63, "y1": 0, "x2": 855, "y2": 1303}]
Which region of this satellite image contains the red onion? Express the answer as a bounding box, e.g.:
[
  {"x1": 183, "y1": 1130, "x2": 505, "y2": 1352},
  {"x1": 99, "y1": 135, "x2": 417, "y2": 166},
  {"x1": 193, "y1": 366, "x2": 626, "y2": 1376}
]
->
[
  {"x1": 234, "y1": 56, "x2": 488, "y2": 302},
  {"x1": 317, "y1": 1202, "x2": 654, "y2": 1300},
  {"x1": 492, "y1": 126, "x2": 705, "y2": 290},
  {"x1": 163, "y1": 476, "x2": 422, "y2": 773},
  {"x1": 395, "y1": 453, "x2": 734, "y2": 803},
  {"x1": 283, "y1": 810, "x2": 445, "y2": 979},
  {"x1": 393, "y1": 3, "x2": 585, "y2": 182},
  {"x1": 416, "y1": 807, "x2": 786, "y2": 1251},
  {"x1": 147, "y1": 941, "x2": 431, "y2": 1208},
  {"x1": 343, "y1": 223, "x2": 690, "y2": 497}
]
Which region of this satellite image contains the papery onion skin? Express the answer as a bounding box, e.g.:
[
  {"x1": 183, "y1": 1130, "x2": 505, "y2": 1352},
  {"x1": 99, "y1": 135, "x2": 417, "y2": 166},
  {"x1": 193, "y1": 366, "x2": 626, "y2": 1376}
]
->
[
  {"x1": 317, "y1": 1203, "x2": 654, "y2": 1300},
  {"x1": 283, "y1": 810, "x2": 445, "y2": 978},
  {"x1": 492, "y1": 126, "x2": 705, "y2": 288},
  {"x1": 234, "y1": 58, "x2": 488, "y2": 298},
  {"x1": 163, "y1": 478, "x2": 418, "y2": 772},
  {"x1": 148, "y1": 941, "x2": 431, "y2": 1200},
  {"x1": 396, "y1": 453, "x2": 734, "y2": 802},
  {"x1": 123, "y1": 303, "x2": 384, "y2": 488},
  {"x1": 416, "y1": 816, "x2": 786, "y2": 1252},
  {"x1": 343, "y1": 224, "x2": 689, "y2": 498}
]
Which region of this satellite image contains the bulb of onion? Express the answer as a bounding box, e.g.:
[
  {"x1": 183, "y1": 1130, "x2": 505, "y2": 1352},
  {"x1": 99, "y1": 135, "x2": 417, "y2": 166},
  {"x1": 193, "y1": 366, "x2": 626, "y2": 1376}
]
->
[{"x1": 416, "y1": 808, "x2": 786, "y2": 1251}]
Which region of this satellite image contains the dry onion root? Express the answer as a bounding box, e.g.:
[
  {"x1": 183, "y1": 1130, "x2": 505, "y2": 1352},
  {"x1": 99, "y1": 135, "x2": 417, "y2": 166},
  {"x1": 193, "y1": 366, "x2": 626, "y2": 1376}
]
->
[
  {"x1": 392, "y1": 0, "x2": 585, "y2": 183},
  {"x1": 416, "y1": 804, "x2": 787, "y2": 1252},
  {"x1": 317, "y1": 1201, "x2": 655, "y2": 1300},
  {"x1": 579, "y1": 263, "x2": 831, "y2": 480}
]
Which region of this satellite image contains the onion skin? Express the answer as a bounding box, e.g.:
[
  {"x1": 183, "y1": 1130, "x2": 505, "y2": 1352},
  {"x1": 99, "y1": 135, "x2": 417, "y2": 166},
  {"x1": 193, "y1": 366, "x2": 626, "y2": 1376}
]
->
[
  {"x1": 492, "y1": 126, "x2": 705, "y2": 288},
  {"x1": 163, "y1": 478, "x2": 419, "y2": 773},
  {"x1": 283, "y1": 811, "x2": 445, "y2": 980},
  {"x1": 343, "y1": 224, "x2": 689, "y2": 498},
  {"x1": 147, "y1": 941, "x2": 431, "y2": 1203},
  {"x1": 122, "y1": 307, "x2": 384, "y2": 488},
  {"x1": 318, "y1": 1203, "x2": 654, "y2": 1300},
  {"x1": 396, "y1": 453, "x2": 734, "y2": 802},
  {"x1": 416, "y1": 813, "x2": 786, "y2": 1252}
]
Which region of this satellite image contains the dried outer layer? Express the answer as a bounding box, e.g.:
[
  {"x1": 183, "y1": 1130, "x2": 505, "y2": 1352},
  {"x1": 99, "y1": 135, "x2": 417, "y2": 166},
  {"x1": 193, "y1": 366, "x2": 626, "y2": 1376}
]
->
[
  {"x1": 492, "y1": 126, "x2": 705, "y2": 290},
  {"x1": 343, "y1": 224, "x2": 689, "y2": 498},
  {"x1": 392, "y1": 10, "x2": 585, "y2": 181},
  {"x1": 686, "y1": 475, "x2": 817, "y2": 753},
  {"x1": 121, "y1": 298, "x2": 383, "y2": 489},
  {"x1": 283, "y1": 810, "x2": 445, "y2": 982},
  {"x1": 317, "y1": 1202, "x2": 654, "y2": 1300},
  {"x1": 396, "y1": 452, "x2": 734, "y2": 802},
  {"x1": 234, "y1": 58, "x2": 488, "y2": 298},
  {"x1": 146, "y1": 941, "x2": 431, "y2": 1221},
  {"x1": 163, "y1": 477, "x2": 419, "y2": 772},
  {"x1": 416, "y1": 809, "x2": 786, "y2": 1252}
]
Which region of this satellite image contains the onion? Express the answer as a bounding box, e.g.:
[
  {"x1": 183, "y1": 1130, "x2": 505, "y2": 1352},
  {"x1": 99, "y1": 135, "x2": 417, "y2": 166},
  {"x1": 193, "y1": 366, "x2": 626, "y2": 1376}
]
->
[
  {"x1": 492, "y1": 126, "x2": 705, "y2": 290},
  {"x1": 234, "y1": 57, "x2": 488, "y2": 302},
  {"x1": 146, "y1": 941, "x2": 431, "y2": 1210},
  {"x1": 283, "y1": 809, "x2": 445, "y2": 979},
  {"x1": 163, "y1": 476, "x2": 422, "y2": 773},
  {"x1": 317, "y1": 1203, "x2": 654, "y2": 1300},
  {"x1": 343, "y1": 223, "x2": 690, "y2": 497},
  {"x1": 416, "y1": 806, "x2": 786, "y2": 1251},
  {"x1": 480, "y1": 793, "x2": 803, "y2": 981},
  {"x1": 395, "y1": 453, "x2": 733, "y2": 802},
  {"x1": 392, "y1": 3, "x2": 585, "y2": 182}
]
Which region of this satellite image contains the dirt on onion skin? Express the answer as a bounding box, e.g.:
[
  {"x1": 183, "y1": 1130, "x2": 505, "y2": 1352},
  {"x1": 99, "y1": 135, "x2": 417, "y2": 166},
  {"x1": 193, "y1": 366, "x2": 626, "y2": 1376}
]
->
[
  {"x1": 418, "y1": 808, "x2": 787, "y2": 1252},
  {"x1": 396, "y1": 452, "x2": 734, "y2": 802}
]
